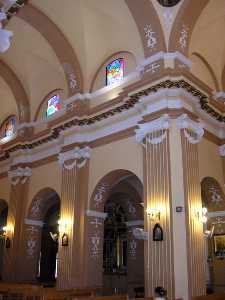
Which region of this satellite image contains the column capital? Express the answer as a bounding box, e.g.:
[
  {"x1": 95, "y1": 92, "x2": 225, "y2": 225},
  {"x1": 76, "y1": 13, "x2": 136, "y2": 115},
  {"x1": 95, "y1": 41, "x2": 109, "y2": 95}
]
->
[
  {"x1": 177, "y1": 114, "x2": 204, "y2": 144},
  {"x1": 135, "y1": 114, "x2": 171, "y2": 146},
  {"x1": 86, "y1": 210, "x2": 107, "y2": 219},
  {"x1": 58, "y1": 146, "x2": 91, "y2": 170},
  {"x1": 8, "y1": 166, "x2": 32, "y2": 185},
  {"x1": 24, "y1": 218, "x2": 44, "y2": 227},
  {"x1": 219, "y1": 144, "x2": 225, "y2": 157}
]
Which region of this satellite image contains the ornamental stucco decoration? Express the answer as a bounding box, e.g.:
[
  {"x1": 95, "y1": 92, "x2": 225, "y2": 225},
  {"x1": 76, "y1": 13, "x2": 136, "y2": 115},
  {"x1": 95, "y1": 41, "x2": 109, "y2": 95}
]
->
[
  {"x1": 58, "y1": 146, "x2": 91, "y2": 170},
  {"x1": 8, "y1": 166, "x2": 32, "y2": 185},
  {"x1": 177, "y1": 114, "x2": 204, "y2": 144},
  {"x1": 219, "y1": 144, "x2": 225, "y2": 157},
  {"x1": 135, "y1": 114, "x2": 171, "y2": 146}
]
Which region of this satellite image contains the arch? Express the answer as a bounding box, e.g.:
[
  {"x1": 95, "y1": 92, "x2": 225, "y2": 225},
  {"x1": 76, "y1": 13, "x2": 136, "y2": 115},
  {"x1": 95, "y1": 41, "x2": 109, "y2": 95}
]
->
[
  {"x1": 18, "y1": 4, "x2": 83, "y2": 95},
  {"x1": 125, "y1": 0, "x2": 166, "y2": 57},
  {"x1": 34, "y1": 88, "x2": 64, "y2": 122},
  {"x1": 0, "y1": 60, "x2": 30, "y2": 123},
  {"x1": 90, "y1": 51, "x2": 137, "y2": 92},
  {"x1": 168, "y1": 0, "x2": 210, "y2": 55},
  {"x1": 201, "y1": 177, "x2": 225, "y2": 211},
  {"x1": 27, "y1": 187, "x2": 60, "y2": 221},
  {"x1": 192, "y1": 52, "x2": 220, "y2": 91},
  {"x1": 89, "y1": 169, "x2": 143, "y2": 212}
]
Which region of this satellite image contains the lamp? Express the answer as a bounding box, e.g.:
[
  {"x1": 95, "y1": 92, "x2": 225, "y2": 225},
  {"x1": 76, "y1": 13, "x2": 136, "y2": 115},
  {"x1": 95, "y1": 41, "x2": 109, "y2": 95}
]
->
[
  {"x1": 146, "y1": 208, "x2": 161, "y2": 221},
  {"x1": 58, "y1": 219, "x2": 71, "y2": 247},
  {"x1": 0, "y1": 225, "x2": 12, "y2": 248}
]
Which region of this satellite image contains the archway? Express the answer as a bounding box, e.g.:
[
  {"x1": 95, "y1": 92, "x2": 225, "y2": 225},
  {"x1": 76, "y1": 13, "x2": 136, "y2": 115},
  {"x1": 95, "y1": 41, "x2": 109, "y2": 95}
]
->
[
  {"x1": 201, "y1": 177, "x2": 225, "y2": 294},
  {"x1": 0, "y1": 199, "x2": 8, "y2": 280},
  {"x1": 86, "y1": 170, "x2": 144, "y2": 297},
  {"x1": 24, "y1": 188, "x2": 60, "y2": 284}
]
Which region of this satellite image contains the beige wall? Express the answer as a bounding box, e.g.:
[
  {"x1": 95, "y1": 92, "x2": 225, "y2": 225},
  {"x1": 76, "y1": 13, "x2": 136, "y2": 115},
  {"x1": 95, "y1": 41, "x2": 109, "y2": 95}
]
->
[
  {"x1": 88, "y1": 136, "x2": 143, "y2": 205},
  {"x1": 25, "y1": 160, "x2": 61, "y2": 215},
  {"x1": 198, "y1": 137, "x2": 224, "y2": 188}
]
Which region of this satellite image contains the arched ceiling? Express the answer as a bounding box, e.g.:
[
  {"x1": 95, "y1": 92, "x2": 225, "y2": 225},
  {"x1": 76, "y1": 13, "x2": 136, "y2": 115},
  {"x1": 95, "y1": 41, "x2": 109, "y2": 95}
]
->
[{"x1": 189, "y1": 0, "x2": 225, "y2": 90}]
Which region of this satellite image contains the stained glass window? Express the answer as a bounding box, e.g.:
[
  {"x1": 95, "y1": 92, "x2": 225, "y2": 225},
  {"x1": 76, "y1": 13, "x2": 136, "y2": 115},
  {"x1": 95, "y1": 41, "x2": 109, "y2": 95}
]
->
[
  {"x1": 106, "y1": 58, "x2": 124, "y2": 86},
  {"x1": 46, "y1": 94, "x2": 61, "y2": 117},
  {"x1": 0, "y1": 115, "x2": 16, "y2": 142}
]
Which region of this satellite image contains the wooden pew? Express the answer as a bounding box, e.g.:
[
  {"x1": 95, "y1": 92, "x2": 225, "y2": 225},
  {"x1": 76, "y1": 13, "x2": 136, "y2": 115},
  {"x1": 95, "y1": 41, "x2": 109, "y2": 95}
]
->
[
  {"x1": 71, "y1": 295, "x2": 128, "y2": 300},
  {"x1": 192, "y1": 293, "x2": 225, "y2": 300}
]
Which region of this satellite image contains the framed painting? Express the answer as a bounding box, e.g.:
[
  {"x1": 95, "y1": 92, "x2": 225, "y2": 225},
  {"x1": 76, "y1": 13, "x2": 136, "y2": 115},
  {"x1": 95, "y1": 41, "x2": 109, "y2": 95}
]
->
[{"x1": 214, "y1": 234, "x2": 225, "y2": 257}]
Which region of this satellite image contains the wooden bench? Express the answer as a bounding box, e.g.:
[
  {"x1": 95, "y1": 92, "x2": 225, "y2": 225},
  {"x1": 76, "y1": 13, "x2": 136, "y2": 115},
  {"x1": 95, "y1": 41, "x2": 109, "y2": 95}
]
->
[{"x1": 193, "y1": 293, "x2": 225, "y2": 300}]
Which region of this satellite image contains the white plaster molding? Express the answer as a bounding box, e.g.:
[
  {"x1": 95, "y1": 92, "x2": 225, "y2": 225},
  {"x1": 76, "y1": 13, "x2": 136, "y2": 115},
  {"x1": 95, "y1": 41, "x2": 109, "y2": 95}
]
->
[
  {"x1": 24, "y1": 218, "x2": 44, "y2": 227},
  {"x1": 132, "y1": 228, "x2": 148, "y2": 240},
  {"x1": 219, "y1": 144, "x2": 225, "y2": 157},
  {"x1": 8, "y1": 166, "x2": 32, "y2": 185},
  {"x1": 208, "y1": 211, "x2": 225, "y2": 218},
  {"x1": 58, "y1": 146, "x2": 91, "y2": 170},
  {"x1": 213, "y1": 91, "x2": 225, "y2": 101},
  {"x1": 126, "y1": 220, "x2": 144, "y2": 227},
  {"x1": 177, "y1": 114, "x2": 204, "y2": 144},
  {"x1": 86, "y1": 210, "x2": 108, "y2": 220},
  {"x1": 135, "y1": 114, "x2": 171, "y2": 146}
]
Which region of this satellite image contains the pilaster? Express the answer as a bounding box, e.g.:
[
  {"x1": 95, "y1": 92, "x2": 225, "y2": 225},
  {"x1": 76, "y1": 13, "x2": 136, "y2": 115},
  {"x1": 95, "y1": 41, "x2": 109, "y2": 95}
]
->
[
  {"x1": 3, "y1": 166, "x2": 32, "y2": 281},
  {"x1": 57, "y1": 146, "x2": 91, "y2": 289}
]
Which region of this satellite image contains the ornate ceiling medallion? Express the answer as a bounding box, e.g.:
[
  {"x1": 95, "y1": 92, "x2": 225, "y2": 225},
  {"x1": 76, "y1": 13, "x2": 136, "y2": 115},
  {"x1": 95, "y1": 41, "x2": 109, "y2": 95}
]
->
[{"x1": 157, "y1": 0, "x2": 181, "y2": 7}]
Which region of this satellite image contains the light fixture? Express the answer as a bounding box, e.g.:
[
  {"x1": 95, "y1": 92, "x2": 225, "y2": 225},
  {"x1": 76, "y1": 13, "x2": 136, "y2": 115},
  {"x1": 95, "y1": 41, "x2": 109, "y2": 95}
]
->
[
  {"x1": 146, "y1": 208, "x2": 161, "y2": 221},
  {"x1": 0, "y1": 225, "x2": 12, "y2": 248},
  {"x1": 58, "y1": 219, "x2": 71, "y2": 247}
]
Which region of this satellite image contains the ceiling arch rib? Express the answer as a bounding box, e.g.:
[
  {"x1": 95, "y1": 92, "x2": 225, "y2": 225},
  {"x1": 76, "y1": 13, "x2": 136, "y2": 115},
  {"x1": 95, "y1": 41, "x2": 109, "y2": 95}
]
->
[
  {"x1": 125, "y1": 0, "x2": 166, "y2": 57},
  {"x1": 0, "y1": 60, "x2": 30, "y2": 123},
  {"x1": 168, "y1": 0, "x2": 209, "y2": 56},
  {"x1": 17, "y1": 3, "x2": 83, "y2": 95}
]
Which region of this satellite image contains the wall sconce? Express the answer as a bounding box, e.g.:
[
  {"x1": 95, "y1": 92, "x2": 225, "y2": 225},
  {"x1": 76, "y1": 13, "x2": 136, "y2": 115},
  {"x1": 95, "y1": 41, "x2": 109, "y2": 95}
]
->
[
  {"x1": 146, "y1": 208, "x2": 161, "y2": 221},
  {"x1": 196, "y1": 207, "x2": 208, "y2": 223},
  {"x1": 1, "y1": 226, "x2": 12, "y2": 248},
  {"x1": 58, "y1": 219, "x2": 71, "y2": 247}
]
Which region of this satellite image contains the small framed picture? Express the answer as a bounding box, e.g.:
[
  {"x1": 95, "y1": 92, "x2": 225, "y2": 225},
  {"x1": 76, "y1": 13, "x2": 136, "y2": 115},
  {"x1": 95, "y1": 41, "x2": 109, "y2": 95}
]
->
[
  {"x1": 62, "y1": 233, "x2": 69, "y2": 247},
  {"x1": 214, "y1": 234, "x2": 225, "y2": 257}
]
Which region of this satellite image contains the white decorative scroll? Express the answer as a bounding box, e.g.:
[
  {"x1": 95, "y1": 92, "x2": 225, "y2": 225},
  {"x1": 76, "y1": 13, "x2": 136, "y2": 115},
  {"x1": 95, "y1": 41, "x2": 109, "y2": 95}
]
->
[
  {"x1": 90, "y1": 233, "x2": 100, "y2": 257},
  {"x1": 8, "y1": 166, "x2": 32, "y2": 185},
  {"x1": 219, "y1": 144, "x2": 225, "y2": 157},
  {"x1": 129, "y1": 240, "x2": 137, "y2": 257},
  {"x1": 132, "y1": 227, "x2": 148, "y2": 240},
  {"x1": 144, "y1": 24, "x2": 157, "y2": 50},
  {"x1": 86, "y1": 210, "x2": 108, "y2": 219},
  {"x1": 62, "y1": 63, "x2": 78, "y2": 90},
  {"x1": 93, "y1": 183, "x2": 109, "y2": 208},
  {"x1": 58, "y1": 146, "x2": 91, "y2": 170},
  {"x1": 24, "y1": 218, "x2": 44, "y2": 227},
  {"x1": 135, "y1": 114, "x2": 171, "y2": 146},
  {"x1": 179, "y1": 25, "x2": 189, "y2": 49},
  {"x1": 26, "y1": 225, "x2": 39, "y2": 257},
  {"x1": 177, "y1": 114, "x2": 204, "y2": 144}
]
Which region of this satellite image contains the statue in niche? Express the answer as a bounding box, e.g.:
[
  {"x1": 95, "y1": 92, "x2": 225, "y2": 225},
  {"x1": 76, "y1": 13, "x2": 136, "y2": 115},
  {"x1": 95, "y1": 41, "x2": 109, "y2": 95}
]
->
[{"x1": 153, "y1": 223, "x2": 163, "y2": 241}]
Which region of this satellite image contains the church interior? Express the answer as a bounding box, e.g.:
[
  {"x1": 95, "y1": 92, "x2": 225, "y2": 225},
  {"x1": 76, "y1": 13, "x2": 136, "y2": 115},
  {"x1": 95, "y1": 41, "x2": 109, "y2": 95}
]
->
[{"x1": 0, "y1": 0, "x2": 225, "y2": 299}]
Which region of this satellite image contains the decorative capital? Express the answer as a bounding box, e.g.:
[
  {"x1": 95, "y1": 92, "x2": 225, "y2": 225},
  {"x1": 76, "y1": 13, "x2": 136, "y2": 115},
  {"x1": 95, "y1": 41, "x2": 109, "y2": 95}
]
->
[
  {"x1": 219, "y1": 144, "x2": 225, "y2": 157},
  {"x1": 177, "y1": 114, "x2": 204, "y2": 144},
  {"x1": 213, "y1": 91, "x2": 225, "y2": 102},
  {"x1": 58, "y1": 146, "x2": 91, "y2": 170},
  {"x1": 86, "y1": 210, "x2": 108, "y2": 220},
  {"x1": 135, "y1": 114, "x2": 171, "y2": 146},
  {"x1": 8, "y1": 166, "x2": 32, "y2": 185}
]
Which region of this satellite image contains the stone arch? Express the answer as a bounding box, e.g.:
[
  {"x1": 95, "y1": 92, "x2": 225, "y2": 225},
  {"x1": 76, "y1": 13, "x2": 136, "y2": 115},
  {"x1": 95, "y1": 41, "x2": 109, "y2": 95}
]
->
[
  {"x1": 21, "y1": 187, "x2": 60, "y2": 282},
  {"x1": 89, "y1": 169, "x2": 143, "y2": 213},
  {"x1": 0, "y1": 60, "x2": 30, "y2": 123},
  {"x1": 168, "y1": 0, "x2": 210, "y2": 56},
  {"x1": 191, "y1": 52, "x2": 220, "y2": 91},
  {"x1": 125, "y1": 0, "x2": 167, "y2": 57},
  {"x1": 18, "y1": 4, "x2": 83, "y2": 95},
  {"x1": 85, "y1": 169, "x2": 144, "y2": 293}
]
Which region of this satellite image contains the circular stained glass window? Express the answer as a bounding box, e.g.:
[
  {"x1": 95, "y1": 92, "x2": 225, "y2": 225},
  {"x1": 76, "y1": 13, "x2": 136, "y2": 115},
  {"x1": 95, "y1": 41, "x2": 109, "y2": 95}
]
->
[{"x1": 157, "y1": 0, "x2": 181, "y2": 7}]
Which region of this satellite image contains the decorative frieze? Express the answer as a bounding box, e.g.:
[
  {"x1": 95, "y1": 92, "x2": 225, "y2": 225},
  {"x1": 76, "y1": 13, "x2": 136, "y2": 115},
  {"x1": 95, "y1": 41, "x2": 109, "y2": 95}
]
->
[
  {"x1": 8, "y1": 166, "x2": 32, "y2": 185},
  {"x1": 177, "y1": 114, "x2": 204, "y2": 144},
  {"x1": 135, "y1": 114, "x2": 171, "y2": 146},
  {"x1": 58, "y1": 146, "x2": 91, "y2": 170}
]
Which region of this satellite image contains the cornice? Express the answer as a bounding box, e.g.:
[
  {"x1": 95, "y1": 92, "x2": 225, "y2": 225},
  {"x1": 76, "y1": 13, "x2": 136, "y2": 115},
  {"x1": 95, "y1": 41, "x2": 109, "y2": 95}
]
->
[{"x1": 1, "y1": 77, "x2": 225, "y2": 170}]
